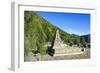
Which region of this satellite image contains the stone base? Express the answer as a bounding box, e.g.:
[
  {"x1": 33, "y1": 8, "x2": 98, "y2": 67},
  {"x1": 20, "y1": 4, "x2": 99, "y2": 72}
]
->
[
  {"x1": 54, "y1": 47, "x2": 83, "y2": 56},
  {"x1": 54, "y1": 52, "x2": 83, "y2": 56}
]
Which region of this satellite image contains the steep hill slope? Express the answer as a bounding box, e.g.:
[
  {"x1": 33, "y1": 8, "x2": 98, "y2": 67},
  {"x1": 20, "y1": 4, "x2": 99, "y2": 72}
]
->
[{"x1": 24, "y1": 11, "x2": 56, "y2": 56}]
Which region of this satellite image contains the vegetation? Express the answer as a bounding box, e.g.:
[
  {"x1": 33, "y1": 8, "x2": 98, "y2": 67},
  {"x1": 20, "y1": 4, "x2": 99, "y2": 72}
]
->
[
  {"x1": 24, "y1": 11, "x2": 90, "y2": 57},
  {"x1": 24, "y1": 11, "x2": 56, "y2": 56}
]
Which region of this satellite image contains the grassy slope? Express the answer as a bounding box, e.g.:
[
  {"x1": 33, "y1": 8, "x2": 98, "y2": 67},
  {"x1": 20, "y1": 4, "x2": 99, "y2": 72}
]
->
[{"x1": 24, "y1": 11, "x2": 56, "y2": 56}]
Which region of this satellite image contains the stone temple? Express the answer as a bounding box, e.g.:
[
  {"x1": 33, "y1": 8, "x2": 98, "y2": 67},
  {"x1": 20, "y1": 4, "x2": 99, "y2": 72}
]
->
[{"x1": 53, "y1": 30, "x2": 83, "y2": 56}]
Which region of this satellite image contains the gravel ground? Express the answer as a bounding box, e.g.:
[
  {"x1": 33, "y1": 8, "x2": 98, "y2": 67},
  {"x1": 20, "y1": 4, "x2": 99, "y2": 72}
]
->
[{"x1": 25, "y1": 49, "x2": 90, "y2": 62}]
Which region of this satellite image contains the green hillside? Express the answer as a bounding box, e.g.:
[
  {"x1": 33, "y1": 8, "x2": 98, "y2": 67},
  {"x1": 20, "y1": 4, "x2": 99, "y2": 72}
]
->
[
  {"x1": 24, "y1": 11, "x2": 56, "y2": 56},
  {"x1": 24, "y1": 11, "x2": 90, "y2": 57}
]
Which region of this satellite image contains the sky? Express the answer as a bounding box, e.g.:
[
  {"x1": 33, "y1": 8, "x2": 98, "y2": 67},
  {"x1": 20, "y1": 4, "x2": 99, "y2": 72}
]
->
[{"x1": 37, "y1": 11, "x2": 90, "y2": 36}]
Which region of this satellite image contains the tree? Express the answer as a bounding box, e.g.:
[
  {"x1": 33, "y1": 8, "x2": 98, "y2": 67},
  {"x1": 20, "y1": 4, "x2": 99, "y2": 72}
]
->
[{"x1": 80, "y1": 37, "x2": 86, "y2": 47}]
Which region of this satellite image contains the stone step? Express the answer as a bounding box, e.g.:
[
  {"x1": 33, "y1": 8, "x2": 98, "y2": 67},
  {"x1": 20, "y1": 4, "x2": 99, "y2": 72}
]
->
[
  {"x1": 54, "y1": 48, "x2": 82, "y2": 54},
  {"x1": 54, "y1": 52, "x2": 83, "y2": 56}
]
